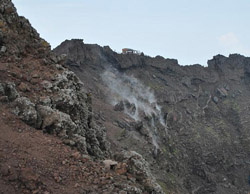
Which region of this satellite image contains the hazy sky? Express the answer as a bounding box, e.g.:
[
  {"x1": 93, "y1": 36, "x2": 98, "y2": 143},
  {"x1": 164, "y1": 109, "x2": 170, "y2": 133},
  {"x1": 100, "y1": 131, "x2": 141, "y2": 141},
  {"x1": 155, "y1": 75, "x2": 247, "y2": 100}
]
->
[{"x1": 12, "y1": 0, "x2": 250, "y2": 66}]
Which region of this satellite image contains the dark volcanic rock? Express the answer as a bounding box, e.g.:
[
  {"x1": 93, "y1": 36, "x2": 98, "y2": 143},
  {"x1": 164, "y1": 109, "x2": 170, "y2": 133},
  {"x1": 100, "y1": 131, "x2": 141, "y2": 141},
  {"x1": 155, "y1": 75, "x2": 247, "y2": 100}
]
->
[
  {"x1": 54, "y1": 39, "x2": 250, "y2": 194},
  {"x1": 0, "y1": 0, "x2": 50, "y2": 59},
  {"x1": 115, "y1": 151, "x2": 165, "y2": 194}
]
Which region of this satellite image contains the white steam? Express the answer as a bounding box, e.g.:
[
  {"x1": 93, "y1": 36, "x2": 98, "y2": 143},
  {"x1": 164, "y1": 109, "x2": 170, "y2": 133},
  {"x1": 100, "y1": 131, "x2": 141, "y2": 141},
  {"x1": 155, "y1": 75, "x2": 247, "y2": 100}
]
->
[{"x1": 101, "y1": 69, "x2": 166, "y2": 154}]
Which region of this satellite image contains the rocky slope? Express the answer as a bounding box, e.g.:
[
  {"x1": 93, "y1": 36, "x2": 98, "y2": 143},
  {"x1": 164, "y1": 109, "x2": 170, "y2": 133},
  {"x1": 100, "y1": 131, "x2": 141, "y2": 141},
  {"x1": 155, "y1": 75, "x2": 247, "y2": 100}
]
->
[
  {"x1": 54, "y1": 39, "x2": 250, "y2": 194},
  {"x1": 0, "y1": 1, "x2": 164, "y2": 193}
]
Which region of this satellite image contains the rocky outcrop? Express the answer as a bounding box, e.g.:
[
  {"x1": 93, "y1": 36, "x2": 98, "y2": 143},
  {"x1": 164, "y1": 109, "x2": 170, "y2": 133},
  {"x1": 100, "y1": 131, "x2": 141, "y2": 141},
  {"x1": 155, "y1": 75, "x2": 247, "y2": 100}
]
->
[
  {"x1": 115, "y1": 151, "x2": 165, "y2": 194},
  {"x1": 0, "y1": 0, "x2": 111, "y2": 159},
  {"x1": 54, "y1": 39, "x2": 250, "y2": 193},
  {"x1": 0, "y1": 82, "x2": 19, "y2": 102},
  {"x1": 0, "y1": 68, "x2": 110, "y2": 159},
  {"x1": 0, "y1": 0, "x2": 50, "y2": 60},
  {"x1": 13, "y1": 97, "x2": 38, "y2": 127},
  {"x1": 54, "y1": 39, "x2": 179, "y2": 71}
]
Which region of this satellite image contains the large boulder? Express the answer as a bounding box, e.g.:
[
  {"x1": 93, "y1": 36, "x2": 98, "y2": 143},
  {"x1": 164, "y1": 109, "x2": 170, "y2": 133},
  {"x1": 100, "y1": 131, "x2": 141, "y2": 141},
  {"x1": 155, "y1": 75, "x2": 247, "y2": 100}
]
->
[
  {"x1": 0, "y1": 82, "x2": 19, "y2": 102},
  {"x1": 13, "y1": 97, "x2": 38, "y2": 127},
  {"x1": 36, "y1": 105, "x2": 77, "y2": 135},
  {"x1": 0, "y1": 83, "x2": 5, "y2": 96},
  {"x1": 115, "y1": 151, "x2": 165, "y2": 194}
]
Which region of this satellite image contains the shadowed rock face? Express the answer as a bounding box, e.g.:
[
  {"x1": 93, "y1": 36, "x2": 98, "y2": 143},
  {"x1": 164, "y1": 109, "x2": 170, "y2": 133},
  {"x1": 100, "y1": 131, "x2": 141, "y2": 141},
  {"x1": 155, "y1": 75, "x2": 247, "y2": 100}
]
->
[{"x1": 54, "y1": 39, "x2": 250, "y2": 193}]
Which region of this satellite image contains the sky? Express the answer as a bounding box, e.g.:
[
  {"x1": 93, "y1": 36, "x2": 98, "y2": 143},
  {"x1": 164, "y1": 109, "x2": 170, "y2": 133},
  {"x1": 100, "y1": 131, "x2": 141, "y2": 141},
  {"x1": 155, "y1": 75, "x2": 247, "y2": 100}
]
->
[{"x1": 12, "y1": 0, "x2": 250, "y2": 66}]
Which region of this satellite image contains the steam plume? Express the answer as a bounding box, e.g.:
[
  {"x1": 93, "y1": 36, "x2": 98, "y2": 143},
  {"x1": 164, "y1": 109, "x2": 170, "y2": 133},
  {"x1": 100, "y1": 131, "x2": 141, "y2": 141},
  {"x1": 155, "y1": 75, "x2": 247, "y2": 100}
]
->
[{"x1": 101, "y1": 69, "x2": 166, "y2": 154}]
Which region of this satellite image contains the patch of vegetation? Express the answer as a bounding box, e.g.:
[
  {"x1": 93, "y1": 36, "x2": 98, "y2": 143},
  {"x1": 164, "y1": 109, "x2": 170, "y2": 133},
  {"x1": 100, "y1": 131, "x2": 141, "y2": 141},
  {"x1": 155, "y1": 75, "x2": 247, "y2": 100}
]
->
[
  {"x1": 119, "y1": 128, "x2": 126, "y2": 137},
  {"x1": 190, "y1": 122, "x2": 204, "y2": 140},
  {"x1": 172, "y1": 147, "x2": 179, "y2": 156},
  {"x1": 161, "y1": 147, "x2": 167, "y2": 154},
  {"x1": 204, "y1": 125, "x2": 220, "y2": 140},
  {"x1": 157, "y1": 180, "x2": 169, "y2": 194},
  {"x1": 193, "y1": 130, "x2": 201, "y2": 140},
  {"x1": 0, "y1": 20, "x2": 8, "y2": 32},
  {"x1": 214, "y1": 119, "x2": 227, "y2": 128},
  {"x1": 41, "y1": 39, "x2": 50, "y2": 48},
  {"x1": 147, "y1": 81, "x2": 160, "y2": 90},
  {"x1": 222, "y1": 99, "x2": 241, "y2": 112},
  {"x1": 166, "y1": 173, "x2": 177, "y2": 184},
  {"x1": 0, "y1": 20, "x2": 5, "y2": 28}
]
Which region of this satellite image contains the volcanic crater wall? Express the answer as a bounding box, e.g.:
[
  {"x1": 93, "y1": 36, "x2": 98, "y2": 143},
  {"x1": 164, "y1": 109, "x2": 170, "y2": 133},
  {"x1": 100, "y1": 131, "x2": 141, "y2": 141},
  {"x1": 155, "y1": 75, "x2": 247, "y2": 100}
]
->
[{"x1": 54, "y1": 39, "x2": 250, "y2": 194}]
